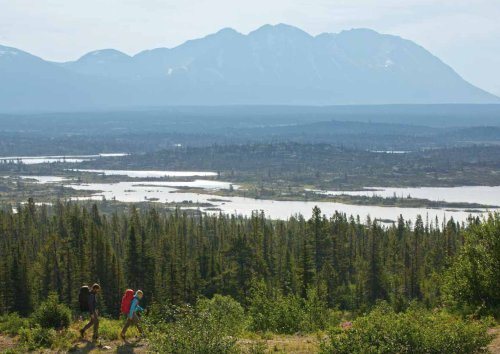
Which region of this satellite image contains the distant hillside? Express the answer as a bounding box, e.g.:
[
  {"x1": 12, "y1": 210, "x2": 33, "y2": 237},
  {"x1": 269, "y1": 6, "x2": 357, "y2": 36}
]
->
[{"x1": 1, "y1": 24, "x2": 499, "y2": 111}]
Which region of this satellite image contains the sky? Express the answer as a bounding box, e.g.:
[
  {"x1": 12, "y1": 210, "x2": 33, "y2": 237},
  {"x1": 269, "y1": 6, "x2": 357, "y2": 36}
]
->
[{"x1": 1, "y1": 0, "x2": 499, "y2": 96}]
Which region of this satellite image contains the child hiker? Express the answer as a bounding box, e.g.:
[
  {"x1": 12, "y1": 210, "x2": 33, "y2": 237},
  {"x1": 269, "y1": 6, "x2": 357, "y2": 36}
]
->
[{"x1": 120, "y1": 290, "x2": 144, "y2": 340}]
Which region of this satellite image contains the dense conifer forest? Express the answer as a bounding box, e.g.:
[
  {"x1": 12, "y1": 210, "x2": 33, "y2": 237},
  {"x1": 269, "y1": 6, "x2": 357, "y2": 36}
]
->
[
  {"x1": 2, "y1": 200, "x2": 498, "y2": 352},
  {"x1": 0, "y1": 200, "x2": 476, "y2": 316}
]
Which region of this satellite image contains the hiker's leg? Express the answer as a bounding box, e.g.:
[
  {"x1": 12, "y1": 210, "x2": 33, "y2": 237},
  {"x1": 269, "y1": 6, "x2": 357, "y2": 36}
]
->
[
  {"x1": 82, "y1": 315, "x2": 94, "y2": 333},
  {"x1": 121, "y1": 318, "x2": 132, "y2": 336},
  {"x1": 133, "y1": 313, "x2": 144, "y2": 335},
  {"x1": 92, "y1": 315, "x2": 99, "y2": 340}
]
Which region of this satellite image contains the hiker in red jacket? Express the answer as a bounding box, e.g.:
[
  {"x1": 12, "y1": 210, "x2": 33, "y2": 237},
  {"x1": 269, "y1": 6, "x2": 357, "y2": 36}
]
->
[{"x1": 120, "y1": 290, "x2": 144, "y2": 341}]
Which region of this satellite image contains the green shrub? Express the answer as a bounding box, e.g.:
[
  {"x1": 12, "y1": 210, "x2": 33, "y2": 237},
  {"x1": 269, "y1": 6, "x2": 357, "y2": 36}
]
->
[
  {"x1": 444, "y1": 213, "x2": 500, "y2": 317},
  {"x1": 271, "y1": 294, "x2": 306, "y2": 334},
  {"x1": 319, "y1": 303, "x2": 492, "y2": 354},
  {"x1": 32, "y1": 293, "x2": 71, "y2": 329},
  {"x1": 248, "y1": 283, "x2": 275, "y2": 333},
  {"x1": 1, "y1": 349, "x2": 24, "y2": 354},
  {"x1": 145, "y1": 304, "x2": 238, "y2": 354},
  {"x1": 18, "y1": 324, "x2": 76, "y2": 351},
  {"x1": 50, "y1": 328, "x2": 78, "y2": 351},
  {"x1": 197, "y1": 294, "x2": 247, "y2": 336},
  {"x1": 249, "y1": 282, "x2": 305, "y2": 334},
  {"x1": 302, "y1": 287, "x2": 335, "y2": 332},
  {"x1": 18, "y1": 325, "x2": 57, "y2": 350},
  {"x1": 0, "y1": 313, "x2": 29, "y2": 335},
  {"x1": 249, "y1": 283, "x2": 335, "y2": 334}
]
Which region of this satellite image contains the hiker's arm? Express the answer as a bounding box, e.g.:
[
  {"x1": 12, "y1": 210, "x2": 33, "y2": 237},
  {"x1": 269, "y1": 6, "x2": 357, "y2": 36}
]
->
[
  {"x1": 137, "y1": 304, "x2": 144, "y2": 312},
  {"x1": 88, "y1": 294, "x2": 95, "y2": 313}
]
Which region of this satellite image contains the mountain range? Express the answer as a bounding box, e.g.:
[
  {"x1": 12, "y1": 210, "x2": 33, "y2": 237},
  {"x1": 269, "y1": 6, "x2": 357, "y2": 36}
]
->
[{"x1": 1, "y1": 24, "x2": 498, "y2": 111}]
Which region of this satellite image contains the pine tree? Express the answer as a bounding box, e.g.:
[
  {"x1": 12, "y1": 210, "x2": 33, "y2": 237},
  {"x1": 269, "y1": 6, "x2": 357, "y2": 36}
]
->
[{"x1": 125, "y1": 224, "x2": 140, "y2": 289}]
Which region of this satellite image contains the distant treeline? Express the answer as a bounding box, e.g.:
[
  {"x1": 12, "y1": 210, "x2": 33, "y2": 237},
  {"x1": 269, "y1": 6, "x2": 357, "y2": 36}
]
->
[
  {"x1": 1, "y1": 106, "x2": 500, "y2": 155},
  {"x1": 0, "y1": 200, "x2": 478, "y2": 317},
  {"x1": 75, "y1": 143, "x2": 500, "y2": 188}
]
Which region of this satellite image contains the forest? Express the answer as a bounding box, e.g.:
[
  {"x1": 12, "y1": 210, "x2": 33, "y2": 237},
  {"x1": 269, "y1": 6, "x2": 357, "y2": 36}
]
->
[
  {"x1": 74, "y1": 143, "x2": 500, "y2": 189},
  {"x1": 1, "y1": 105, "x2": 500, "y2": 156},
  {"x1": 0, "y1": 200, "x2": 498, "y2": 352}
]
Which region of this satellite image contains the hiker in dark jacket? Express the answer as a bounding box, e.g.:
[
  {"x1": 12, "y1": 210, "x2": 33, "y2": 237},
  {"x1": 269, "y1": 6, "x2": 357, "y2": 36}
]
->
[
  {"x1": 120, "y1": 290, "x2": 144, "y2": 340},
  {"x1": 80, "y1": 283, "x2": 100, "y2": 341}
]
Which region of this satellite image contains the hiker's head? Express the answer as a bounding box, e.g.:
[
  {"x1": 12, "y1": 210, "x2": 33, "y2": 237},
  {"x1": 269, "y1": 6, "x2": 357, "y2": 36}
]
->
[
  {"x1": 135, "y1": 290, "x2": 143, "y2": 299},
  {"x1": 92, "y1": 283, "x2": 101, "y2": 294}
]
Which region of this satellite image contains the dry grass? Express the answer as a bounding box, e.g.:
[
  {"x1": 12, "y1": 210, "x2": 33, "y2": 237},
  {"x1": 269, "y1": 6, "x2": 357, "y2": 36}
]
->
[
  {"x1": 239, "y1": 334, "x2": 320, "y2": 354},
  {"x1": 0, "y1": 334, "x2": 17, "y2": 352},
  {"x1": 68, "y1": 339, "x2": 149, "y2": 353},
  {"x1": 2, "y1": 326, "x2": 499, "y2": 353}
]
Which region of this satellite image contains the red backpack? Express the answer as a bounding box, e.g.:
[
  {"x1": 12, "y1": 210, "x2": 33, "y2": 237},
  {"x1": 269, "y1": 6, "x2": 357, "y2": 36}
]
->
[{"x1": 121, "y1": 289, "x2": 135, "y2": 315}]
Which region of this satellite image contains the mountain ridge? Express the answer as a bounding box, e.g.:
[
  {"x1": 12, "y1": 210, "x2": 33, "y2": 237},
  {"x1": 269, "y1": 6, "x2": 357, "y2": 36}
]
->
[{"x1": 1, "y1": 24, "x2": 498, "y2": 112}]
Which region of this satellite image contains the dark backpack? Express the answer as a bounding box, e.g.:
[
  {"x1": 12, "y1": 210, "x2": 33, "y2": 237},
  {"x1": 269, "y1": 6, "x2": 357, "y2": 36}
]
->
[{"x1": 79, "y1": 286, "x2": 90, "y2": 312}]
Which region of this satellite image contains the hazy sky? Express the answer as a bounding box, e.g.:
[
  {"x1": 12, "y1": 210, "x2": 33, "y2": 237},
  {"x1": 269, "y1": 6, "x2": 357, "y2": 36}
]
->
[{"x1": 1, "y1": 0, "x2": 499, "y2": 96}]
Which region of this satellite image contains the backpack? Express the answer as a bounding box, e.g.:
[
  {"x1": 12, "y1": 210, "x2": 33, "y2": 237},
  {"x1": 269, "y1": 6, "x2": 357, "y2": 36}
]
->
[
  {"x1": 121, "y1": 289, "x2": 135, "y2": 315},
  {"x1": 79, "y1": 286, "x2": 90, "y2": 312}
]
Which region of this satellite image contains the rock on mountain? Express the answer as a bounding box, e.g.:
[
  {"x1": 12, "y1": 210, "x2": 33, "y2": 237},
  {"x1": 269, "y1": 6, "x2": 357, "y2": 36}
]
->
[{"x1": 0, "y1": 24, "x2": 498, "y2": 111}]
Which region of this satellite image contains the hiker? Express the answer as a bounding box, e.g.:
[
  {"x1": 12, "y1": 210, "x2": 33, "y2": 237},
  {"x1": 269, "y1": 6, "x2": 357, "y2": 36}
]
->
[
  {"x1": 121, "y1": 290, "x2": 144, "y2": 340},
  {"x1": 80, "y1": 283, "x2": 101, "y2": 341}
]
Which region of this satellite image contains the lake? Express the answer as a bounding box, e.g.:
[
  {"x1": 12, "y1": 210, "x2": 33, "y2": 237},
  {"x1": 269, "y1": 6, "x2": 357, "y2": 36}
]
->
[
  {"x1": 312, "y1": 186, "x2": 500, "y2": 207},
  {"x1": 8, "y1": 171, "x2": 498, "y2": 224},
  {"x1": 67, "y1": 180, "x2": 495, "y2": 224}
]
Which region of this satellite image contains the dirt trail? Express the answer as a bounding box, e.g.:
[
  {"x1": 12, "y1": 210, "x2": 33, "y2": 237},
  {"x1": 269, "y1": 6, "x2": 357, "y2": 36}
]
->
[
  {"x1": 1, "y1": 329, "x2": 500, "y2": 353},
  {"x1": 0, "y1": 335, "x2": 16, "y2": 352},
  {"x1": 68, "y1": 339, "x2": 148, "y2": 353},
  {"x1": 0, "y1": 335, "x2": 149, "y2": 353},
  {"x1": 488, "y1": 328, "x2": 500, "y2": 354}
]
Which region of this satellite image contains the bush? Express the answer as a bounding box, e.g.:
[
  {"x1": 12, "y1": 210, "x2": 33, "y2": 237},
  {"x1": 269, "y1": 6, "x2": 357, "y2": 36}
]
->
[
  {"x1": 197, "y1": 295, "x2": 247, "y2": 336},
  {"x1": 249, "y1": 283, "x2": 335, "y2": 334},
  {"x1": 444, "y1": 213, "x2": 500, "y2": 317},
  {"x1": 18, "y1": 325, "x2": 56, "y2": 350},
  {"x1": 18, "y1": 324, "x2": 76, "y2": 351},
  {"x1": 319, "y1": 303, "x2": 492, "y2": 354},
  {"x1": 249, "y1": 282, "x2": 305, "y2": 334},
  {"x1": 145, "y1": 303, "x2": 238, "y2": 354},
  {"x1": 31, "y1": 293, "x2": 71, "y2": 330},
  {"x1": 303, "y1": 287, "x2": 337, "y2": 332},
  {"x1": 271, "y1": 294, "x2": 306, "y2": 334},
  {"x1": 1, "y1": 349, "x2": 24, "y2": 354},
  {"x1": 0, "y1": 313, "x2": 29, "y2": 335},
  {"x1": 50, "y1": 328, "x2": 78, "y2": 351}
]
